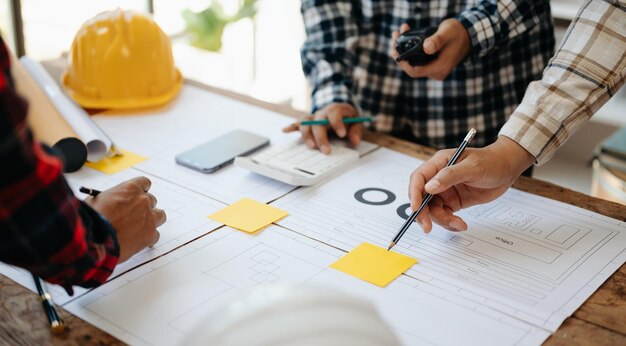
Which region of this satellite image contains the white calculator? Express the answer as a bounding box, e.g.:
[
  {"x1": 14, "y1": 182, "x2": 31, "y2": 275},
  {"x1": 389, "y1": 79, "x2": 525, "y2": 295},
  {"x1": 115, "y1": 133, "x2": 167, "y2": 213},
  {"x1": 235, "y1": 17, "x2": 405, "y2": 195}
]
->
[{"x1": 235, "y1": 140, "x2": 364, "y2": 186}]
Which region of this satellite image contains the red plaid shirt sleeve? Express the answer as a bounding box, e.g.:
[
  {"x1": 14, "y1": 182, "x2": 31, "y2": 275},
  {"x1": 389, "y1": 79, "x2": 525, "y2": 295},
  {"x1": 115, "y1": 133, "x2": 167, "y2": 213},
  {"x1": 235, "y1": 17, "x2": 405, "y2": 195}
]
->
[{"x1": 0, "y1": 37, "x2": 119, "y2": 295}]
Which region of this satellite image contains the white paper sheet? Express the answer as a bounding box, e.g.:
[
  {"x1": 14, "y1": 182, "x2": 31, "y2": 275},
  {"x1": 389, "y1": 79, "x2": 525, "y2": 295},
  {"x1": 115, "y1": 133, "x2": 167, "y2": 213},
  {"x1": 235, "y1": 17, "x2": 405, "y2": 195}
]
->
[
  {"x1": 5, "y1": 83, "x2": 623, "y2": 345},
  {"x1": 64, "y1": 226, "x2": 550, "y2": 346},
  {"x1": 272, "y1": 148, "x2": 626, "y2": 331},
  {"x1": 0, "y1": 84, "x2": 379, "y2": 305},
  {"x1": 0, "y1": 167, "x2": 226, "y2": 305},
  {"x1": 89, "y1": 85, "x2": 303, "y2": 203}
]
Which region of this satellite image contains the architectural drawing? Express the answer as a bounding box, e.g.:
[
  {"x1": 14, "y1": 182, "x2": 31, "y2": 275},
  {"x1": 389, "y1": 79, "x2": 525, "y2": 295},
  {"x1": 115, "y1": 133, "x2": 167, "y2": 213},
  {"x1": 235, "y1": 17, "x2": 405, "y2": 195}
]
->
[
  {"x1": 273, "y1": 148, "x2": 626, "y2": 331},
  {"x1": 90, "y1": 86, "x2": 300, "y2": 203},
  {"x1": 0, "y1": 167, "x2": 226, "y2": 305},
  {"x1": 65, "y1": 226, "x2": 549, "y2": 346},
  {"x1": 4, "y1": 85, "x2": 624, "y2": 345}
]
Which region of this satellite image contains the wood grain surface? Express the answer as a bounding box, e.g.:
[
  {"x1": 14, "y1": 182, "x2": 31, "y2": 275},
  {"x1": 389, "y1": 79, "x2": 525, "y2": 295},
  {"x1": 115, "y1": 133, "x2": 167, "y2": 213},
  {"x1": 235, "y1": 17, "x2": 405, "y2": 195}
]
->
[{"x1": 1, "y1": 74, "x2": 624, "y2": 345}]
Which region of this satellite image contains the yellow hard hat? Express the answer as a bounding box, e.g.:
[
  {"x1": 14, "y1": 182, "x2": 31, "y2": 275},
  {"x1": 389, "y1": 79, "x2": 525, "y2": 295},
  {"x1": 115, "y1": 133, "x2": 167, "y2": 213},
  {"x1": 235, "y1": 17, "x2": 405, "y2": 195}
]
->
[{"x1": 62, "y1": 9, "x2": 182, "y2": 109}]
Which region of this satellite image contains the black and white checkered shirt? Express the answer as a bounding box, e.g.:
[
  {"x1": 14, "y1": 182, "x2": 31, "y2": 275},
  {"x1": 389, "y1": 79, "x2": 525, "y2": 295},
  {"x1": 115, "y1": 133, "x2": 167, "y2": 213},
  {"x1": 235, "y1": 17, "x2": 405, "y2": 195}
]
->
[{"x1": 301, "y1": 0, "x2": 555, "y2": 148}]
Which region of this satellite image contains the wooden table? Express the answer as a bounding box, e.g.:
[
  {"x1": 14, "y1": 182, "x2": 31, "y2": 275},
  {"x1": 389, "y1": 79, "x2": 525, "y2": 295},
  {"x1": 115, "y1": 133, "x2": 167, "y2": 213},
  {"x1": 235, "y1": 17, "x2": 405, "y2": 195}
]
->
[{"x1": 1, "y1": 73, "x2": 625, "y2": 345}]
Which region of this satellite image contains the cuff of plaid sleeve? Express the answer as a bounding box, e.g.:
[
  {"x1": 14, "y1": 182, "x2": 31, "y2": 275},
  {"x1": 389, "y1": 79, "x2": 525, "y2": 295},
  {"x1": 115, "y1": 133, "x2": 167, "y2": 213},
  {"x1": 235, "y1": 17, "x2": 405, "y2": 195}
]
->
[
  {"x1": 499, "y1": 109, "x2": 564, "y2": 166},
  {"x1": 310, "y1": 83, "x2": 355, "y2": 114},
  {"x1": 78, "y1": 200, "x2": 120, "y2": 256},
  {"x1": 60, "y1": 249, "x2": 119, "y2": 296},
  {"x1": 456, "y1": 9, "x2": 496, "y2": 59},
  {"x1": 90, "y1": 210, "x2": 120, "y2": 278},
  {"x1": 58, "y1": 202, "x2": 120, "y2": 295}
]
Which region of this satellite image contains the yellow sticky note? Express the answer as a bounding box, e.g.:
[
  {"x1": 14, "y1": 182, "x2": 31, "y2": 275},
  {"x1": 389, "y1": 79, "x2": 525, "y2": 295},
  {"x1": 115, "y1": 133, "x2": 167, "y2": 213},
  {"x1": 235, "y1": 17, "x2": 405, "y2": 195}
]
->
[
  {"x1": 209, "y1": 198, "x2": 288, "y2": 233},
  {"x1": 330, "y1": 242, "x2": 417, "y2": 287},
  {"x1": 85, "y1": 149, "x2": 147, "y2": 175}
]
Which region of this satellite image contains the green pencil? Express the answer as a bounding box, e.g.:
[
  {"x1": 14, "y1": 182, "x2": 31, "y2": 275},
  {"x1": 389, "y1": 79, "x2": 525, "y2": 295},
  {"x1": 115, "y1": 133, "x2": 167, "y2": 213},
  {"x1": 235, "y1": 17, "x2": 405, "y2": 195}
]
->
[{"x1": 300, "y1": 117, "x2": 375, "y2": 126}]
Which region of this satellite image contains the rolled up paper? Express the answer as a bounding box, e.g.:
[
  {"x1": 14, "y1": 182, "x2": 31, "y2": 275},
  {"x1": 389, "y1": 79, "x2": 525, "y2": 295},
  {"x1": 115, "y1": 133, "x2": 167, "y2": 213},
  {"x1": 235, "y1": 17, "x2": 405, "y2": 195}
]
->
[
  {"x1": 20, "y1": 57, "x2": 119, "y2": 162},
  {"x1": 12, "y1": 57, "x2": 88, "y2": 172}
]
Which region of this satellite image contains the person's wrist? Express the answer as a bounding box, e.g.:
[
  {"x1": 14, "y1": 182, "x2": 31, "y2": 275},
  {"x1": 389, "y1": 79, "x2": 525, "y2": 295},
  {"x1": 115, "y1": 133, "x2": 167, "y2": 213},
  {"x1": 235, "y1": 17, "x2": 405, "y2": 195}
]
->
[
  {"x1": 454, "y1": 9, "x2": 492, "y2": 59},
  {"x1": 491, "y1": 136, "x2": 535, "y2": 178},
  {"x1": 310, "y1": 84, "x2": 354, "y2": 114}
]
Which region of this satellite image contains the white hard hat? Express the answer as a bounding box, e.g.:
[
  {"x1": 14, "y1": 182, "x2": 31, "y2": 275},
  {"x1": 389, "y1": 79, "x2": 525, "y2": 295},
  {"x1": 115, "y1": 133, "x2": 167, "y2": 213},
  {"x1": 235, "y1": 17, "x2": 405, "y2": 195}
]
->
[{"x1": 184, "y1": 285, "x2": 399, "y2": 346}]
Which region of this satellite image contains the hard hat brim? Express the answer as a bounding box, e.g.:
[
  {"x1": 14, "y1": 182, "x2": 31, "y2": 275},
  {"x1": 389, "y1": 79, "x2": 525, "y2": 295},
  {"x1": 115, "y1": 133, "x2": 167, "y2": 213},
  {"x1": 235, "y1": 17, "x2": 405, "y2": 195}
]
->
[{"x1": 61, "y1": 69, "x2": 183, "y2": 110}]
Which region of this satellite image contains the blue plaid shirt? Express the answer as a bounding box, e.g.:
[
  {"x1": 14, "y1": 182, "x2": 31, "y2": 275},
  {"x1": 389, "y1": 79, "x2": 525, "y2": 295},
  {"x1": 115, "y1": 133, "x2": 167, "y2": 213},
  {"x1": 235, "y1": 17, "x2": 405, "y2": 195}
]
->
[{"x1": 301, "y1": 0, "x2": 555, "y2": 148}]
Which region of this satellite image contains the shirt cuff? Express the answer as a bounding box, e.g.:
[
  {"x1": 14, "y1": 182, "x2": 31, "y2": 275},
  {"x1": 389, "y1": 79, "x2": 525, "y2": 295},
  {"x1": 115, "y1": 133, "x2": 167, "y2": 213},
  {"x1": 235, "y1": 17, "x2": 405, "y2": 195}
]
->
[
  {"x1": 499, "y1": 105, "x2": 564, "y2": 166},
  {"x1": 310, "y1": 83, "x2": 355, "y2": 114},
  {"x1": 456, "y1": 9, "x2": 496, "y2": 59},
  {"x1": 60, "y1": 201, "x2": 120, "y2": 295}
]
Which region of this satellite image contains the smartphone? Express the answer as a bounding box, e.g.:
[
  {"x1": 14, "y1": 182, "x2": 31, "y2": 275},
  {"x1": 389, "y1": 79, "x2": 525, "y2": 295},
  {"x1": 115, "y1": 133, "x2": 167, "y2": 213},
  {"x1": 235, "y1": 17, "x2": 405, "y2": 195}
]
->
[{"x1": 175, "y1": 130, "x2": 269, "y2": 173}]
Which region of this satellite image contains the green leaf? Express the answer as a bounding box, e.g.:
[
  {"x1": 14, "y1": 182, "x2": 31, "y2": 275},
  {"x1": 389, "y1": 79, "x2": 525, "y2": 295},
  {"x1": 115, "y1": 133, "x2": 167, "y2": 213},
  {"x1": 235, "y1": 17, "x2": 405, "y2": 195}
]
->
[{"x1": 182, "y1": 0, "x2": 257, "y2": 52}]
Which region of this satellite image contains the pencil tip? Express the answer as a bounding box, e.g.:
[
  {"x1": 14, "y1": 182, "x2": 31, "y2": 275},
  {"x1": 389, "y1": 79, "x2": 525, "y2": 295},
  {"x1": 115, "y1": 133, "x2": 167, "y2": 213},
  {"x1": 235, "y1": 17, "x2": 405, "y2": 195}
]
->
[{"x1": 387, "y1": 242, "x2": 395, "y2": 251}]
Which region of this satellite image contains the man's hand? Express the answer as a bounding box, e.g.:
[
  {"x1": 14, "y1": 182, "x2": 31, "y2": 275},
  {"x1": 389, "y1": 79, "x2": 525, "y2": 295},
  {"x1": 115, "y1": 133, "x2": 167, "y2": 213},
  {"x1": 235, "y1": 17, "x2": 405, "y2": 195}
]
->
[
  {"x1": 408, "y1": 136, "x2": 535, "y2": 233},
  {"x1": 85, "y1": 176, "x2": 166, "y2": 262},
  {"x1": 282, "y1": 103, "x2": 361, "y2": 155},
  {"x1": 391, "y1": 19, "x2": 471, "y2": 80}
]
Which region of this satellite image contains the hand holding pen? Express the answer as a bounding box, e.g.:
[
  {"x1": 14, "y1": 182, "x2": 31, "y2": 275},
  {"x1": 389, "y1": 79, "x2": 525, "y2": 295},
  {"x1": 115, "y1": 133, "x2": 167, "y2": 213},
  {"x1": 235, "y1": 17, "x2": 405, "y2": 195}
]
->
[
  {"x1": 80, "y1": 177, "x2": 165, "y2": 262},
  {"x1": 389, "y1": 128, "x2": 476, "y2": 251},
  {"x1": 282, "y1": 103, "x2": 368, "y2": 155},
  {"x1": 403, "y1": 134, "x2": 535, "y2": 237}
]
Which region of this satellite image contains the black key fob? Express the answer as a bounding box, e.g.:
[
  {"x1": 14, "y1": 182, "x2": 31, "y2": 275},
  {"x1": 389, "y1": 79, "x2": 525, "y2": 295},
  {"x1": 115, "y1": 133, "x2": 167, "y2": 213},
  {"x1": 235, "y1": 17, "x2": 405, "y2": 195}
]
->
[{"x1": 395, "y1": 27, "x2": 438, "y2": 66}]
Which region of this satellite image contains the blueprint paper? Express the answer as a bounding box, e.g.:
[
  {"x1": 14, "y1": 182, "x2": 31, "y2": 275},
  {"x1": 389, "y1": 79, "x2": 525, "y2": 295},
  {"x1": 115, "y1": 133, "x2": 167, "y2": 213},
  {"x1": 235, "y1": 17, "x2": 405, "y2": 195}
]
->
[
  {"x1": 273, "y1": 147, "x2": 626, "y2": 331},
  {"x1": 65, "y1": 226, "x2": 550, "y2": 346},
  {"x1": 3, "y1": 84, "x2": 625, "y2": 344},
  {"x1": 0, "y1": 85, "x2": 375, "y2": 306},
  {"x1": 89, "y1": 85, "x2": 301, "y2": 204},
  {"x1": 0, "y1": 167, "x2": 226, "y2": 305}
]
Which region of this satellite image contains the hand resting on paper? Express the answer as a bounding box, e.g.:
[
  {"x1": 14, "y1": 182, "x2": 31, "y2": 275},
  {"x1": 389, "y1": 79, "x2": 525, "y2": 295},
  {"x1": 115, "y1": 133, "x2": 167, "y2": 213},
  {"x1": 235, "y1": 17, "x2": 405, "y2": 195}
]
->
[
  {"x1": 408, "y1": 136, "x2": 534, "y2": 233},
  {"x1": 85, "y1": 176, "x2": 166, "y2": 262}
]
